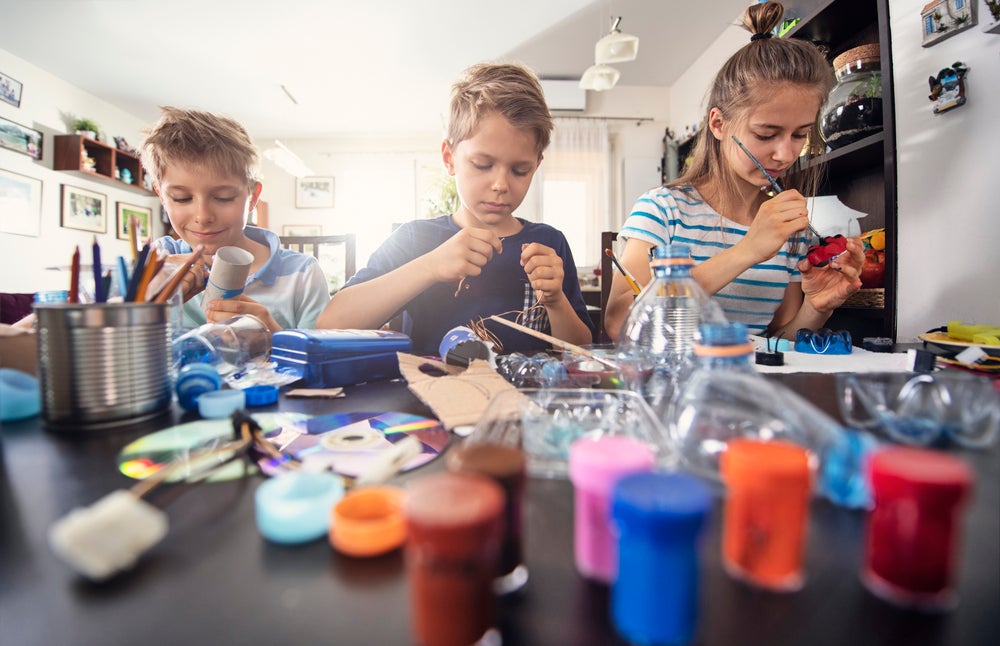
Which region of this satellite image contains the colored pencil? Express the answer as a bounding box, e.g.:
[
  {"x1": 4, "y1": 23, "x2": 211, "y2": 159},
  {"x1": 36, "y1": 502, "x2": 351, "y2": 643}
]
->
[
  {"x1": 69, "y1": 245, "x2": 81, "y2": 303},
  {"x1": 92, "y1": 236, "x2": 104, "y2": 303}
]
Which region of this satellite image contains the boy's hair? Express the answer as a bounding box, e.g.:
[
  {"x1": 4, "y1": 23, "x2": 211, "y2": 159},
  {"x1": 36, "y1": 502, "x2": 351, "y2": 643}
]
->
[
  {"x1": 674, "y1": 1, "x2": 834, "y2": 207},
  {"x1": 141, "y1": 106, "x2": 261, "y2": 191},
  {"x1": 446, "y1": 62, "x2": 553, "y2": 157}
]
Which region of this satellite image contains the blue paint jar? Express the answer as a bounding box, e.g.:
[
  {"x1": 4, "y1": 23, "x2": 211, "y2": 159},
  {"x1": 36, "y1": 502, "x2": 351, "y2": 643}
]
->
[{"x1": 610, "y1": 472, "x2": 712, "y2": 645}]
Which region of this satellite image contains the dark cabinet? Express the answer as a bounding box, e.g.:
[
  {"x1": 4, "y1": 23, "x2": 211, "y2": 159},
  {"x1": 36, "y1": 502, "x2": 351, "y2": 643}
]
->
[{"x1": 788, "y1": 0, "x2": 897, "y2": 341}]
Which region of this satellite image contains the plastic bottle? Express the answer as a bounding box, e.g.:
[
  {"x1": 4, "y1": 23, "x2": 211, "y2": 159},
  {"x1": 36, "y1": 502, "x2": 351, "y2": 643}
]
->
[
  {"x1": 616, "y1": 244, "x2": 724, "y2": 412},
  {"x1": 670, "y1": 369, "x2": 878, "y2": 509}
]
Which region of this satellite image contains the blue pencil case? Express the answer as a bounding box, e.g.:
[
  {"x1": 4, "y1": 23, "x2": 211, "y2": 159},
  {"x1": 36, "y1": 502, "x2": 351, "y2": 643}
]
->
[
  {"x1": 794, "y1": 328, "x2": 853, "y2": 355},
  {"x1": 270, "y1": 329, "x2": 412, "y2": 387}
]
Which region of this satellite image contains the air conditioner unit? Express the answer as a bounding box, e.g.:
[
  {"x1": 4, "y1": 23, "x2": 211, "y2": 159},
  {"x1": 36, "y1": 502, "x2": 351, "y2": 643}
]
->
[{"x1": 541, "y1": 79, "x2": 586, "y2": 112}]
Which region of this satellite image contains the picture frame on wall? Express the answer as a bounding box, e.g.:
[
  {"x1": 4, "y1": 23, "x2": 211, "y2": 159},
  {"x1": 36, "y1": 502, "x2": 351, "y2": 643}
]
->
[
  {"x1": 116, "y1": 202, "x2": 153, "y2": 241},
  {"x1": 61, "y1": 184, "x2": 107, "y2": 233},
  {"x1": 0, "y1": 116, "x2": 43, "y2": 160},
  {"x1": 0, "y1": 168, "x2": 42, "y2": 237},
  {"x1": 921, "y1": 0, "x2": 977, "y2": 46},
  {"x1": 295, "y1": 176, "x2": 335, "y2": 208},
  {"x1": 0, "y1": 71, "x2": 23, "y2": 108}
]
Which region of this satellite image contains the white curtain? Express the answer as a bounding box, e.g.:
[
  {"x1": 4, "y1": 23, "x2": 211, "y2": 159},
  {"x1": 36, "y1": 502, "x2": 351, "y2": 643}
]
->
[{"x1": 524, "y1": 117, "x2": 612, "y2": 270}]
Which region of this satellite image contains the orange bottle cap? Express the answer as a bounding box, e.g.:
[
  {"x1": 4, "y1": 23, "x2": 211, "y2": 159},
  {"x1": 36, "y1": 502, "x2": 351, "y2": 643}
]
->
[
  {"x1": 721, "y1": 439, "x2": 812, "y2": 490},
  {"x1": 329, "y1": 485, "x2": 407, "y2": 558}
]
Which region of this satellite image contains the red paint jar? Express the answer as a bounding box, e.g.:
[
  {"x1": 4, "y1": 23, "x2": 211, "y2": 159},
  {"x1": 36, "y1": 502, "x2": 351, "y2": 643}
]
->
[
  {"x1": 404, "y1": 472, "x2": 505, "y2": 646},
  {"x1": 863, "y1": 447, "x2": 973, "y2": 610}
]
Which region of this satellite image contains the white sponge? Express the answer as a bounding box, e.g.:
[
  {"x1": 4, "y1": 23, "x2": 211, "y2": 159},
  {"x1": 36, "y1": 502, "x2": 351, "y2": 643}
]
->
[{"x1": 48, "y1": 490, "x2": 169, "y2": 581}]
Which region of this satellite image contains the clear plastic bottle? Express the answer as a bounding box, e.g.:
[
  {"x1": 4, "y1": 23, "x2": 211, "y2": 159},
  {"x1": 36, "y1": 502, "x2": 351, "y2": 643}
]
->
[
  {"x1": 616, "y1": 244, "x2": 724, "y2": 413},
  {"x1": 670, "y1": 369, "x2": 878, "y2": 509}
]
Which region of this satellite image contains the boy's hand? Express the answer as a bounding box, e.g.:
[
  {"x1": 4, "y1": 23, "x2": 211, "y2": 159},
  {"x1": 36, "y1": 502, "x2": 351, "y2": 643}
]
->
[
  {"x1": 205, "y1": 294, "x2": 282, "y2": 333},
  {"x1": 167, "y1": 252, "x2": 210, "y2": 303},
  {"x1": 744, "y1": 190, "x2": 811, "y2": 264},
  {"x1": 521, "y1": 242, "x2": 565, "y2": 305},
  {"x1": 428, "y1": 228, "x2": 503, "y2": 283},
  {"x1": 798, "y1": 236, "x2": 864, "y2": 312}
]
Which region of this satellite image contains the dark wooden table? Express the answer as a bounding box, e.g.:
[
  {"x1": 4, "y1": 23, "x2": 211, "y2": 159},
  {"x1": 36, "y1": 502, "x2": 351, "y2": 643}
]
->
[{"x1": 1, "y1": 375, "x2": 997, "y2": 646}]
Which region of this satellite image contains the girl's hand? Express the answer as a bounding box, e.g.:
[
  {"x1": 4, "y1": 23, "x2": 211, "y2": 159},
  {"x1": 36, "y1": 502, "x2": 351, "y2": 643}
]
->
[
  {"x1": 521, "y1": 242, "x2": 565, "y2": 304},
  {"x1": 742, "y1": 190, "x2": 812, "y2": 263},
  {"x1": 798, "y1": 236, "x2": 864, "y2": 312},
  {"x1": 425, "y1": 228, "x2": 503, "y2": 284},
  {"x1": 205, "y1": 294, "x2": 282, "y2": 332}
]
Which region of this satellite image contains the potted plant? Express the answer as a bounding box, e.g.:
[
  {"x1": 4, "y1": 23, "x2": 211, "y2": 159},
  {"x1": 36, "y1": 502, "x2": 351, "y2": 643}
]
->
[{"x1": 72, "y1": 117, "x2": 100, "y2": 140}]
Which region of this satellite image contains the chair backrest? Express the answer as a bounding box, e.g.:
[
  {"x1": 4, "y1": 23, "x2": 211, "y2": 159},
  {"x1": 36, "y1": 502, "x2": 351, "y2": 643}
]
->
[
  {"x1": 598, "y1": 231, "x2": 619, "y2": 343},
  {"x1": 279, "y1": 234, "x2": 356, "y2": 294}
]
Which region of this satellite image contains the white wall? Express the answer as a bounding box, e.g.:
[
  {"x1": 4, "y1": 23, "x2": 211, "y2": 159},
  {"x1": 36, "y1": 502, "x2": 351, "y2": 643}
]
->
[
  {"x1": 0, "y1": 50, "x2": 161, "y2": 294},
  {"x1": 890, "y1": 0, "x2": 999, "y2": 340},
  {"x1": 666, "y1": 1, "x2": 1000, "y2": 342}
]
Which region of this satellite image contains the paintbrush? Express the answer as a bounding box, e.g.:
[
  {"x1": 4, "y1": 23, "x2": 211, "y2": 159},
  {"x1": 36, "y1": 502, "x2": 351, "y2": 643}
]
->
[
  {"x1": 488, "y1": 315, "x2": 618, "y2": 369},
  {"x1": 731, "y1": 135, "x2": 823, "y2": 240},
  {"x1": 604, "y1": 248, "x2": 641, "y2": 295}
]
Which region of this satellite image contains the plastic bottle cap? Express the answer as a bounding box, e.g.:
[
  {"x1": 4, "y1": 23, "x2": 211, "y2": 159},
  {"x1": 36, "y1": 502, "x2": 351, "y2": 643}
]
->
[
  {"x1": 175, "y1": 363, "x2": 222, "y2": 411},
  {"x1": 869, "y1": 446, "x2": 973, "y2": 504},
  {"x1": 721, "y1": 439, "x2": 812, "y2": 490},
  {"x1": 330, "y1": 486, "x2": 407, "y2": 557},
  {"x1": 243, "y1": 384, "x2": 279, "y2": 407},
  {"x1": 0, "y1": 368, "x2": 41, "y2": 422},
  {"x1": 197, "y1": 389, "x2": 246, "y2": 419},
  {"x1": 255, "y1": 471, "x2": 345, "y2": 544},
  {"x1": 612, "y1": 472, "x2": 713, "y2": 535},
  {"x1": 568, "y1": 436, "x2": 656, "y2": 496},
  {"x1": 405, "y1": 472, "x2": 505, "y2": 549}
]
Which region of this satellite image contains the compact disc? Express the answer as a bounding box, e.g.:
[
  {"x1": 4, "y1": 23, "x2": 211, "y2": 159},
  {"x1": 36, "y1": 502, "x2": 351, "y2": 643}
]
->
[
  {"x1": 118, "y1": 412, "x2": 309, "y2": 483},
  {"x1": 259, "y1": 411, "x2": 450, "y2": 478}
]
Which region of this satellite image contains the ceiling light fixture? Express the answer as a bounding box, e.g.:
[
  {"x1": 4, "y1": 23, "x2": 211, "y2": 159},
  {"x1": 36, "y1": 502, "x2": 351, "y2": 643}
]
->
[
  {"x1": 262, "y1": 140, "x2": 313, "y2": 178},
  {"x1": 578, "y1": 64, "x2": 621, "y2": 92},
  {"x1": 595, "y1": 16, "x2": 639, "y2": 64}
]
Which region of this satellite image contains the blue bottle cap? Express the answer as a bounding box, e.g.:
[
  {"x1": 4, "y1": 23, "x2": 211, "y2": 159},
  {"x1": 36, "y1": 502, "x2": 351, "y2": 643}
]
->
[
  {"x1": 244, "y1": 384, "x2": 279, "y2": 407},
  {"x1": 197, "y1": 389, "x2": 245, "y2": 419},
  {"x1": 255, "y1": 470, "x2": 345, "y2": 544},
  {"x1": 0, "y1": 368, "x2": 41, "y2": 422},
  {"x1": 175, "y1": 363, "x2": 222, "y2": 411},
  {"x1": 612, "y1": 472, "x2": 712, "y2": 536}
]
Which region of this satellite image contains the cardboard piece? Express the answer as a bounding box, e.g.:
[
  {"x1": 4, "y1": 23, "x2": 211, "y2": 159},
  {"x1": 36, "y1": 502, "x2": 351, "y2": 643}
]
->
[
  {"x1": 397, "y1": 352, "x2": 521, "y2": 430},
  {"x1": 0, "y1": 325, "x2": 37, "y2": 375}
]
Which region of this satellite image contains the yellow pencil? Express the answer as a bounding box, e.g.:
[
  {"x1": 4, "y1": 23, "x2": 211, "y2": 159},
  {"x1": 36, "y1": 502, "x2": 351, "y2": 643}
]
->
[{"x1": 128, "y1": 215, "x2": 139, "y2": 262}]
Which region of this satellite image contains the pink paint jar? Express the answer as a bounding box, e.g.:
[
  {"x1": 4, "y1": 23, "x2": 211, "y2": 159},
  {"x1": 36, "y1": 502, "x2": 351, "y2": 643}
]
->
[{"x1": 568, "y1": 435, "x2": 656, "y2": 583}]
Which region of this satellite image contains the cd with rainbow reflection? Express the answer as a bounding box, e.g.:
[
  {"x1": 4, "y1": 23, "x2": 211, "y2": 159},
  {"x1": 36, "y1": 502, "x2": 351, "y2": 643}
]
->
[{"x1": 258, "y1": 411, "x2": 450, "y2": 478}]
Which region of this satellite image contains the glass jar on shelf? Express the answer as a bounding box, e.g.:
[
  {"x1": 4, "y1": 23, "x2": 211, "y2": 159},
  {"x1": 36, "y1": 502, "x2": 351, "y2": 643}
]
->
[{"x1": 821, "y1": 44, "x2": 883, "y2": 150}]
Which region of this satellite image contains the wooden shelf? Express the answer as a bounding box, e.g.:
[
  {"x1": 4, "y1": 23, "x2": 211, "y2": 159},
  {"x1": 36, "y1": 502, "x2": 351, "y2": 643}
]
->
[{"x1": 53, "y1": 134, "x2": 155, "y2": 196}]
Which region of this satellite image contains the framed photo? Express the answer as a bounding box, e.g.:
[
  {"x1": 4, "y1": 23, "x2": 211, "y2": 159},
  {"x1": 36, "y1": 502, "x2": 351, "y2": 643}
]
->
[
  {"x1": 116, "y1": 202, "x2": 153, "y2": 241},
  {"x1": 295, "y1": 176, "x2": 335, "y2": 208},
  {"x1": 282, "y1": 224, "x2": 323, "y2": 237},
  {"x1": 0, "y1": 71, "x2": 22, "y2": 108},
  {"x1": 0, "y1": 168, "x2": 42, "y2": 237},
  {"x1": 0, "y1": 116, "x2": 43, "y2": 160},
  {"x1": 921, "y1": 0, "x2": 977, "y2": 46},
  {"x1": 61, "y1": 184, "x2": 107, "y2": 233}
]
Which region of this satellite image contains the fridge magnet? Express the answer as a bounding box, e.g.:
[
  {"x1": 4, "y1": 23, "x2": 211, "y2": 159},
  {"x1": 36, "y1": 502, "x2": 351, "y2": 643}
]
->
[
  {"x1": 984, "y1": 1, "x2": 1000, "y2": 33},
  {"x1": 921, "y1": 0, "x2": 978, "y2": 47},
  {"x1": 928, "y1": 62, "x2": 969, "y2": 114}
]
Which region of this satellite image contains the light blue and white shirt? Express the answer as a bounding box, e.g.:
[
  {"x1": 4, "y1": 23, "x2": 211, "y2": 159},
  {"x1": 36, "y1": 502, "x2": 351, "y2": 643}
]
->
[
  {"x1": 620, "y1": 185, "x2": 808, "y2": 335},
  {"x1": 155, "y1": 226, "x2": 331, "y2": 330}
]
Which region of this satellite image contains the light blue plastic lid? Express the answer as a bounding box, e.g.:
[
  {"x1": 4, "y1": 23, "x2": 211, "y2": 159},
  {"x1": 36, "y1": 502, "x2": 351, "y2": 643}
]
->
[
  {"x1": 255, "y1": 470, "x2": 345, "y2": 544},
  {"x1": 0, "y1": 368, "x2": 41, "y2": 422},
  {"x1": 197, "y1": 389, "x2": 246, "y2": 419}
]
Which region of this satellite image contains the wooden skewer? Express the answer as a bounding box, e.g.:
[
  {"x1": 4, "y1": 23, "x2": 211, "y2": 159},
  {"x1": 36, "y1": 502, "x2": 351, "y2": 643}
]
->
[
  {"x1": 488, "y1": 315, "x2": 618, "y2": 369},
  {"x1": 152, "y1": 245, "x2": 205, "y2": 303}
]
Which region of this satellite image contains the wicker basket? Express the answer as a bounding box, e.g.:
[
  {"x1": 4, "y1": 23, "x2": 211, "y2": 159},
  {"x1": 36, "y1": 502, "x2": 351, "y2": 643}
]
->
[{"x1": 843, "y1": 287, "x2": 884, "y2": 309}]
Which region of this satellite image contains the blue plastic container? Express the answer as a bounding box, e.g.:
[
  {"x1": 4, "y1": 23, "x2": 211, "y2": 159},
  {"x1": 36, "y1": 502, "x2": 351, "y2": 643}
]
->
[
  {"x1": 610, "y1": 472, "x2": 712, "y2": 646},
  {"x1": 270, "y1": 329, "x2": 411, "y2": 388}
]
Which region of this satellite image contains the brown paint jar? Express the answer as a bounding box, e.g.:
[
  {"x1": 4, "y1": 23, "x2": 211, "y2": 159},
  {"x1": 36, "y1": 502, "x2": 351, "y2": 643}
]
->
[
  {"x1": 446, "y1": 443, "x2": 528, "y2": 594},
  {"x1": 404, "y1": 472, "x2": 505, "y2": 646}
]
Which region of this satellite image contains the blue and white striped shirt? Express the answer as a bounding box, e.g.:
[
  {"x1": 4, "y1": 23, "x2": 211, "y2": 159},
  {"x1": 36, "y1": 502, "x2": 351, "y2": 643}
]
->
[{"x1": 620, "y1": 185, "x2": 807, "y2": 335}]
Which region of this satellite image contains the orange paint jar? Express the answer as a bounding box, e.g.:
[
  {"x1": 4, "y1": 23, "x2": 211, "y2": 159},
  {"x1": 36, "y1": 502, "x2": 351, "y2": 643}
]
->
[{"x1": 720, "y1": 439, "x2": 812, "y2": 591}]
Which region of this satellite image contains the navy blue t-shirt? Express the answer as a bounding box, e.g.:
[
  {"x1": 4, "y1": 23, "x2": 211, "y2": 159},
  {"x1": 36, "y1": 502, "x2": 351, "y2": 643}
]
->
[{"x1": 345, "y1": 215, "x2": 593, "y2": 355}]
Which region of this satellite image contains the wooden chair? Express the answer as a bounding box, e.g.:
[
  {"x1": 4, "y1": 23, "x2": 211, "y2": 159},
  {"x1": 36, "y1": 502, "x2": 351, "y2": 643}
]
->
[
  {"x1": 279, "y1": 234, "x2": 357, "y2": 294},
  {"x1": 598, "y1": 231, "x2": 619, "y2": 343}
]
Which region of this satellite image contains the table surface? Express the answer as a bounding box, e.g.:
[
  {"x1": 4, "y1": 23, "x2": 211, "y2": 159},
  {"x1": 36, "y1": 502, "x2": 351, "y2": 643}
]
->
[{"x1": 1, "y1": 374, "x2": 997, "y2": 646}]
